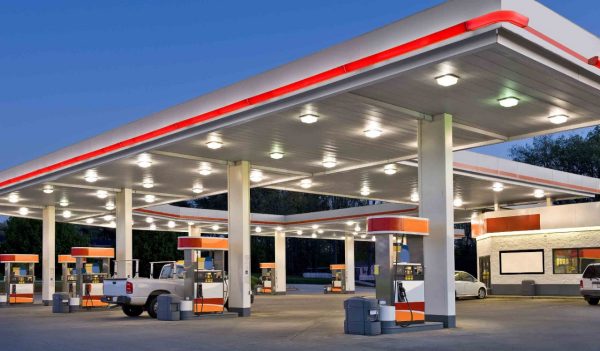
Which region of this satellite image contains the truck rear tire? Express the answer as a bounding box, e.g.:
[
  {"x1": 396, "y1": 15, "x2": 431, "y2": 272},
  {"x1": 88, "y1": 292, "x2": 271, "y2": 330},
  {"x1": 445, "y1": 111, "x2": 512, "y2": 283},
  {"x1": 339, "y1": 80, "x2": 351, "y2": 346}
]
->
[
  {"x1": 147, "y1": 296, "x2": 160, "y2": 318},
  {"x1": 122, "y1": 304, "x2": 144, "y2": 317},
  {"x1": 587, "y1": 297, "x2": 599, "y2": 305}
]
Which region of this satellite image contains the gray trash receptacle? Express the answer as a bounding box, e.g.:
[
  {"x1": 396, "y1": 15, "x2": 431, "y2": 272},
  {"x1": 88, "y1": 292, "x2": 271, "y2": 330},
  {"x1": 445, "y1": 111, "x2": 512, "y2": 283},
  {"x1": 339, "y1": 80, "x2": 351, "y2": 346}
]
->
[
  {"x1": 344, "y1": 297, "x2": 381, "y2": 336},
  {"x1": 157, "y1": 294, "x2": 181, "y2": 321},
  {"x1": 521, "y1": 280, "x2": 536, "y2": 296},
  {"x1": 52, "y1": 293, "x2": 70, "y2": 313}
]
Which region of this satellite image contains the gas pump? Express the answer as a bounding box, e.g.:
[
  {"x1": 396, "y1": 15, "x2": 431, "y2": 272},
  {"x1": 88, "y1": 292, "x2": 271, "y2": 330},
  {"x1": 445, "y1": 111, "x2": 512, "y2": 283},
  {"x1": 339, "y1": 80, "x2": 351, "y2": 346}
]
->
[
  {"x1": 71, "y1": 247, "x2": 114, "y2": 308},
  {"x1": 0, "y1": 254, "x2": 38, "y2": 304},
  {"x1": 256, "y1": 262, "x2": 275, "y2": 294},
  {"x1": 325, "y1": 264, "x2": 346, "y2": 294},
  {"x1": 58, "y1": 255, "x2": 79, "y2": 297},
  {"x1": 368, "y1": 215, "x2": 429, "y2": 326},
  {"x1": 178, "y1": 237, "x2": 228, "y2": 314}
]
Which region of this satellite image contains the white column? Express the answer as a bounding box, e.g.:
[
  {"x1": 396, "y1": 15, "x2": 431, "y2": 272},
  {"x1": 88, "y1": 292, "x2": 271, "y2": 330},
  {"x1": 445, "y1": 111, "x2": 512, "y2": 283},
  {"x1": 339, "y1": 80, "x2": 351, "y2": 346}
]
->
[
  {"x1": 546, "y1": 197, "x2": 553, "y2": 207},
  {"x1": 418, "y1": 113, "x2": 456, "y2": 328},
  {"x1": 274, "y1": 231, "x2": 286, "y2": 294},
  {"x1": 116, "y1": 188, "x2": 133, "y2": 278},
  {"x1": 345, "y1": 234, "x2": 355, "y2": 293},
  {"x1": 228, "y1": 161, "x2": 251, "y2": 316},
  {"x1": 42, "y1": 206, "x2": 55, "y2": 305}
]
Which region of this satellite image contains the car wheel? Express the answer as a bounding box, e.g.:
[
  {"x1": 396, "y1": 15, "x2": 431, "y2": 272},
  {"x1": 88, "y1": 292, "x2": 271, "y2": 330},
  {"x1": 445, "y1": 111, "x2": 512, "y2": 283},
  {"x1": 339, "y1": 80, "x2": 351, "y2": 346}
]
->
[
  {"x1": 122, "y1": 304, "x2": 144, "y2": 317},
  {"x1": 147, "y1": 296, "x2": 160, "y2": 318},
  {"x1": 477, "y1": 288, "x2": 486, "y2": 299},
  {"x1": 587, "y1": 297, "x2": 599, "y2": 305}
]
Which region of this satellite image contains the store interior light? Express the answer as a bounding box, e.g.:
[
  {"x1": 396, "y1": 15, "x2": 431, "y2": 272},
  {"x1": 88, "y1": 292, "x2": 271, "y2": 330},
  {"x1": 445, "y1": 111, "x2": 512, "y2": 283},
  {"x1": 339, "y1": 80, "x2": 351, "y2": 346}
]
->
[
  {"x1": 18, "y1": 207, "x2": 29, "y2": 216},
  {"x1": 383, "y1": 164, "x2": 398, "y2": 175},
  {"x1": 410, "y1": 192, "x2": 419, "y2": 202},
  {"x1": 85, "y1": 218, "x2": 95, "y2": 224},
  {"x1": 364, "y1": 127, "x2": 383, "y2": 139},
  {"x1": 42, "y1": 185, "x2": 54, "y2": 194},
  {"x1": 96, "y1": 190, "x2": 108, "y2": 199},
  {"x1": 435, "y1": 74, "x2": 459, "y2": 87},
  {"x1": 8, "y1": 193, "x2": 19, "y2": 203},
  {"x1": 270, "y1": 151, "x2": 284, "y2": 160},
  {"x1": 84, "y1": 170, "x2": 98, "y2": 183},
  {"x1": 548, "y1": 114, "x2": 569, "y2": 125},
  {"x1": 322, "y1": 156, "x2": 337, "y2": 168},
  {"x1": 534, "y1": 189, "x2": 545, "y2": 198},
  {"x1": 453, "y1": 198, "x2": 463, "y2": 207},
  {"x1": 206, "y1": 140, "x2": 223, "y2": 150},
  {"x1": 136, "y1": 153, "x2": 153, "y2": 168},
  {"x1": 299, "y1": 113, "x2": 319, "y2": 124},
  {"x1": 300, "y1": 178, "x2": 312, "y2": 189},
  {"x1": 62, "y1": 210, "x2": 72, "y2": 219},
  {"x1": 144, "y1": 194, "x2": 156, "y2": 203},
  {"x1": 498, "y1": 97, "x2": 520, "y2": 108},
  {"x1": 492, "y1": 182, "x2": 504, "y2": 192}
]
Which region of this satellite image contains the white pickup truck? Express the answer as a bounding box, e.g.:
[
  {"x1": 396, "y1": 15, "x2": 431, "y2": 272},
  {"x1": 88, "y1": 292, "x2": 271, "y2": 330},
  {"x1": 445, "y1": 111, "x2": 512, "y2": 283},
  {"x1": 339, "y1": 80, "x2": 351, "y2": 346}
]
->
[{"x1": 102, "y1": 261, "x2": 186, "y2": 318}]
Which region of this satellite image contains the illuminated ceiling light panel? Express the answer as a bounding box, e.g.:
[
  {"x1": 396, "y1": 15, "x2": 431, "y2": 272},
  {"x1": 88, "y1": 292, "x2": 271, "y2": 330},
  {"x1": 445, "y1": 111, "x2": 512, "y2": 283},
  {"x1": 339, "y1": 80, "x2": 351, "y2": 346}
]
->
[
  {"x1": 453, "y1": 198, "x2": 463, "y2": 207},
  {"x1": 18, "y1": 207, "x2": 29, "y2": 216},
  {"x1": 311, "y1": 232, "x2": 317, "y2": 238},
  {"x1": 317, "y1": 229, "x2": 324, "y2": 234},
  {"x1": 363, "y1": 128, "x2": 383, "y2": 139},
  {"x1": 296, "y1": 230, "x2": 303, "y2": 235},
  {"x1": 322, "y1": 156, "x2": 337, "y2": 168},
  {"x1": 299, "y1": 113, "x2": 319, "y2": 124},
  {"x1": 548, "y1": 114, "x2": 569, "y2": 125},
  {"x1": 96, "y1": 190, "x2": 108, "y2": 199},
  {"x1": 145, "y1": 217, "x2": 154, "y2": 224},
  {"x1": 144, "y1": 194, "x2": 156, "y2": 203},
  {"x1": 312, "y1": 224, "x2": 319, "y2": 230},
  {"x1": 250, "y1": 170, "x2": 264, "y2": 183},
  {"x1": 85, "y1": 218, "x2": 95, "y2": 224},
  {"x1": 192, "y1": 184, "x2": 204, "y2": 194},
  {"x1": 211, "y1": 224, "x2": 220, "y2": 231},
  {"x1": 492, "y1": 182, "x2": 504, "y2": 192},
  {"x1": 136, "y1": 153, "x2": 153, "y2": 168},
  {"x1": 383, "y1": 164, "x2": 398, "y2": 175},
  {"x1": 42, "y1": 185, "x2": 54, "y2": 194},
  {"x1": 255, "y1": 226, "x2": 262, "y2": 233},
  {"x1": 198, "y1": 165, "x2": 212, "y2": 176},
  {"x1": 105, "y1": 201, "x2": 115, "y2": 210},
  {"x1": 109, "y1": 221, "x2": 116, "y2": 228},
  {"x1": 84, "y1": 170, "x2": 99, "y2": 183},
  {"x1": 360, "y1": 234, "x2": 367, "y2": 239},
  {"x1": 167, "y1": 221, "x2": 176, "y2": 229},
  {"x1": 360, "y1": 187, "x2": 371, "y2": 196},
  {"x1": 59, "y1": 199, "x2": 69, "y2": 207},
  {"x1": 103, "y1": 215, "x2": 114, "y2": 222},
  {"x1": 354, "y1": 225, "x2": 361, "y2": 232},
  {"x1": 206, "y1": 140, "x2": 223, "y2": 150},
  {"x1": 8, "y1": 193, "x2": 19, "y2": 203},
  {"x1": 435, "y1": 74, "x2": 460, "y2": 87},
  {"x1": 533, "y1": 189, "x2": 545, "y2": 198},
  {"x1": 346, "y1": 221, "x2": 355, "y2": 226},
  {"x1": 410, "y1": 193, "x2": 420, "y2": 202},
  {"x1": 371, "y1": 236, "x2": 377, "y2": 242},
  {"x1": 62, "y1": 210, "x2": 72, "y2": 219},
  {"x1": 142, "y1": 178, "x2": 154, "y2": 189},
  {"x1": 498, "y1": 97, "x2": 520, "y2": 108},
  {"x1": 149, "y1": 223, "x2": 157, "y2": 230},
  {"x1": 300, "y1": 179, "x2": 312, "y2": 189},
  {"x1": 270, "y1": 151, "x2": 284, "y2": 160}
]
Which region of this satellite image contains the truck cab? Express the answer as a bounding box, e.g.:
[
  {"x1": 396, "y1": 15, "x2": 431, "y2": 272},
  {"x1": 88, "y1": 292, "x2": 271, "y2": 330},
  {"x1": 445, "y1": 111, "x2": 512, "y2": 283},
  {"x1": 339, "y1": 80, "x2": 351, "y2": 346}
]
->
[{"x1": 580, "y1": 263, "x2": 600, "y2": 305}]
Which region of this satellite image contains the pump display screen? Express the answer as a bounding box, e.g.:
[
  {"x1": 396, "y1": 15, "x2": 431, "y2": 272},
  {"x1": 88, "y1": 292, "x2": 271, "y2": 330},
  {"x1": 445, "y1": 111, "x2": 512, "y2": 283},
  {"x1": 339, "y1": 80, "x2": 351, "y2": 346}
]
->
[{"x1": 499, "y1": 250, "x2": 544, "y2": 274}]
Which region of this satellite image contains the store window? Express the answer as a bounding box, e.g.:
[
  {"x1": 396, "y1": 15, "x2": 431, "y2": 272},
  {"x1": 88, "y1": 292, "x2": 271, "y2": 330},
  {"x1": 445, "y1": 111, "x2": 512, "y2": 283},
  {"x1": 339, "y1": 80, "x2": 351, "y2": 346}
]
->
[{"x1": 553, "y1": 248, "x2": 600, "y2": 274}]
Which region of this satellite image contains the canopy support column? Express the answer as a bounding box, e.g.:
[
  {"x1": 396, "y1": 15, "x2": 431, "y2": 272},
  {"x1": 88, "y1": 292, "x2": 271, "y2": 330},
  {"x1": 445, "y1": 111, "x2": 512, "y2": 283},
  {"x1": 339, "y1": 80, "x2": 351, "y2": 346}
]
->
[
  {"x1": 116, "y1": 188, "x2": 133, "y2": 278},
  {"x1": 345, "y1": 234, "x2": 355, "y2": 293},
  {"x1": 228, "y1": 161, "x2": 251, "y2": 316},
  {"x1": 418, "y1": 113, "x2": 456, "y2": 328},
  {"x1": 42, "y1": 206, "x2": 55, "y2": 305},
  {"x1": 274, "y1": 231, "x2": 286, "y2": 294}
]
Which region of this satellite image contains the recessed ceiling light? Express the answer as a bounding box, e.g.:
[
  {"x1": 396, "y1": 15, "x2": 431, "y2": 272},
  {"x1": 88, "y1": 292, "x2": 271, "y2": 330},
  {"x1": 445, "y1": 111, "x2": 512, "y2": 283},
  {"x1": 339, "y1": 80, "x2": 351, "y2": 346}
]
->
[
  {"x1": 42, "y1": 185, "x2": 54, "y2": 194},
  {"x1": 498, "y1": 97, "x2": 520, "y2": 108},
  {"x1": 300, "y1": 179, "x2": 312, "y2": 189},
  {"x1": 18, "y1": 207, "x2": 29, "y2": 216},
  {"x1": 354, "y1": 225, "x2": 361, "y2": 232},
  {"x1": 299, "y1": 113, "x2": 319, "y2": 124},
  {"x1": 206, "y1": 140, "x2": 223, "y2": 150},
  {"x1": 360, "y1": 234, "x2": 367, "y2": 239},
  {"x1": 311, "y1": 232, "x2": 317, "y2": 238},
  {"x1": 85, "y1": 218, "x2": 95, "y2": 224},
  {"x1": 276, "y1": 226, "x2": 283, "y2": 231},
  {"x1": 59, "y1": 199, "x2": 69, "y2": 207},
  {"x1": 270, "y1": 151, "x2": 284, "y2": 160},
  {"x1": 435, "y1": 74, "x2": 460, "y2": 87},
  {"x1": 144, "y1": 194, "x2": 156, "y2": 203},
  {"x1": 360, "y1": 187, "x2": 371, "y2": 196},
  {"x1": 8, "y1": 193, "x2": 19, "y2": 203},
  {"x1": 296, "y1": 230, "x2": 303, "y2": 235},
  {"x1": 250, "y1": 170, "x2": 263, "y2": 183},
  {"x1": 533, "y1": 189, "x2": 545, "y2": 198},
  {"x1": 187, "y1": 221, "x2": 195, "y2": 226},
  {"x1": 410, "y1": 193, "x2": 419, "y2": 202},
  {"x1": 383, "y1": 164, "x2": 398, "y2": 175},
  {"x1": 364, "y1": 128, "x2": 383, "y2": 139},
  {"x1": 346, "y1": 221, "x2": 355, "y2": 226},
  {"x1": 353, "y1": 232, "x2": 358, "y2": 236},
  {"x1": 453, "y1": 198, "x2": 463, "y2": 207},
  {"x1": 62, "y1": 210, "x2": 72, "y2": 219},
  {"x1": 145, "y1": 217, "x2": 154, "y2": 223},
  {"x1": 109, "y1": 221, "x2": 116, "y2": 228},
  {"x1": 211, "y1": 224, "x2": 220, "y2": 231},
  {"x1": 371, "y1": 236, "x2": 377, "y2": 242},
  {"x1": 192, "y1": 184, "x2": 204, "y2": 194},
  {"x1": 198, "y1": 164, "x2": 212, "y2": 176},
  {"x1": 167, "y1": 221, "x2": 176, "y2": 228},
  {"x1": 317, "y1": 229, "x2": 324, "y2": 234},
  {"x1": 149, "y1": 223, "x2": 157, "y2": 230},
  {"x1": 492, "y1": 182, "x2": 504, "y2": 192},
  {"x1": 136, "y1": 153, "x2": 153, "y2": 168},
  {"x1": 548, "y1": 114, "x2": 569, "y2": 125},
  {"x1": 255, "y1": 226, "x2": 262, "y2": 233},
  {"x1": 105, "y1": 201, "x2": 115, "y2": 210},
  {"x1": 96, "y1": 190, "x2": 108, "y2": 199},
  {"x1": 322, "y1": 156, "x2": 337, "y2": 168},
  {"x1": 103, "y1": 215, "x2": 114, "y2": 222},
  {"x1": 84, "y1": 170, "x2": 98, "y2": 183},
  {"x1": 142, "y1": 178, "x2": 154, "y2": 189},
  {"x1": 312, "y1": 224, "x2": 319, "y2": 230}
]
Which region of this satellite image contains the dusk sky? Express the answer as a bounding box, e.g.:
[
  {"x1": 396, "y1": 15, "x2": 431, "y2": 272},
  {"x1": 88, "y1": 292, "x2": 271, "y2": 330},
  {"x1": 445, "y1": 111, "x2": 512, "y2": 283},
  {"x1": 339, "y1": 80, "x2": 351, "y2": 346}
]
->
[{"x1": 1, "y1": 0, "x2": 599, "y2": 171}]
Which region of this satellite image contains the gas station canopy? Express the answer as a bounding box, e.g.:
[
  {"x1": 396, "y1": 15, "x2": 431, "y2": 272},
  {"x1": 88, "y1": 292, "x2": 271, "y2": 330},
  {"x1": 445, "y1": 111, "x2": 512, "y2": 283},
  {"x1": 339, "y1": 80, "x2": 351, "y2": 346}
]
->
[{"x1": 1, "y1": 0, "x2": 600, "y2": 230}]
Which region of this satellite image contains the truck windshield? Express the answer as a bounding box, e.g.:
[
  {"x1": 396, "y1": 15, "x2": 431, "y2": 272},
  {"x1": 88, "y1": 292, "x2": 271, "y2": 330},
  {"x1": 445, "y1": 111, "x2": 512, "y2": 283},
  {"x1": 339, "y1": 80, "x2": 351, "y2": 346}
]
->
[
  {"x1": 583, "y1": 265, "x2": 599, "y2": 279},
  {"x1": 159, "y1": 264, "x2": 173, "y2": 279},
  {"x1": 175, "y1": 265, "x2": 185, "y2": 279}
]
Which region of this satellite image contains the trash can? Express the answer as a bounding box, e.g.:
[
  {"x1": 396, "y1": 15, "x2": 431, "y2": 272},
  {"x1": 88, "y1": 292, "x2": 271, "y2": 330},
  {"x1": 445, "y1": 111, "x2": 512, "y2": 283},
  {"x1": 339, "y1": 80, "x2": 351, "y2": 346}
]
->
[
  {"x1": 344, "y1": 297, "x2": 381, "y2": 336},
  {"x1": 157, "y1": 294, "x2": 181, "y2": 321},
  {"x1": 0, "y1": 294, "x2": 7, "y2": 307},
  {"x1": 69, "y1": 297, "x2": 80, "y2": 312},
  {"x1": 52, "y1": 293, "x2": 70, "y2": 313},
  {"x1": 521, "y1": 280, "x2": 536, "y2": 296},
  {"x1": 180, "y1": 299, "x2": 194, "y2": 320}
]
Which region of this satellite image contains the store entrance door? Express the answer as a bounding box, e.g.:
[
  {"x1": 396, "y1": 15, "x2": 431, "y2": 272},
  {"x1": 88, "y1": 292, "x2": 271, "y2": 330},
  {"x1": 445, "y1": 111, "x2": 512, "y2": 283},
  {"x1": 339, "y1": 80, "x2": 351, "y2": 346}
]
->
[{"x1": 479, "y1": 256, "x2": 491, "y2": 290}]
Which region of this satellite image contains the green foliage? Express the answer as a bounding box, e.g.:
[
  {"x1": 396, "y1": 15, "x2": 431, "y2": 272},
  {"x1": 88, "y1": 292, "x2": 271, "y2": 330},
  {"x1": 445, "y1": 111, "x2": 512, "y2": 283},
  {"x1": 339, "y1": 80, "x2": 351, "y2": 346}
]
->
[{"x1": 132, "y1": 230, "x2": 183, "y2": 277}]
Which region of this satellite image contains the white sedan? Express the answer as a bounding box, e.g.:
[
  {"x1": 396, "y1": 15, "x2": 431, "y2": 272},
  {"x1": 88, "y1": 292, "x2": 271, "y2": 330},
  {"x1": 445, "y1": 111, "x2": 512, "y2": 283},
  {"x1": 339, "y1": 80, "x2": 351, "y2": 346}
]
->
[{"x1": 455, "y1": 271, "x2": 487, "y2": 299}]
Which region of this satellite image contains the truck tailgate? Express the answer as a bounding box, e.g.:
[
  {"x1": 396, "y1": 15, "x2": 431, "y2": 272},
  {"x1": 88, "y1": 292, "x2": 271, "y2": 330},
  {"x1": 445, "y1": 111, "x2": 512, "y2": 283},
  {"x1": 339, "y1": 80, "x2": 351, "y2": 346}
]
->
[{"x1": 103, "y1": 278, "x2": 128, "y2": 296}]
